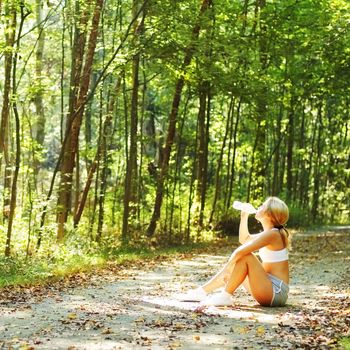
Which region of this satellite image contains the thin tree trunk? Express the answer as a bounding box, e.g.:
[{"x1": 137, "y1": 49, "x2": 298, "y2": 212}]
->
[
  {"x1": 5, "y1": 3, "x2": 29, "y2": 256},
  {"x1": 304, "y1": 100, "x2": 318, "y2": 210},
  {"x1": 286, "y1": 97, "x2": 295, "y2": 202},
  {"x1": 74, "y1": 153, "x2": 98, "y2": 227},
  {"x1": 273, "y1": 101, "x2": 283, "y2": 196},
  {"x1": 0, "y1": 3, "x2": 15, "y2": 158},
  {"x1": 200, "y1": 86, "x2": 211, "y2": 226},
  {"x1": 147, "y1": 0, "x2": 213, "y2": 237},
  {"x1": 60, "y1": 1, "x2": 66, "y2": 144},
  {"x1": 138, "y1": 60, "x2": 147, "y2": 227},
  {"x1": 122, "y1": 0, "x2": 144, "y2": 242},
  {"x1": 96, "y1": 102, "x2": 108, "y2": 242},
  {"x1": 74, "y1": 146, "x2": 80, "y2": 216},
  {"x1": 56, "y1": 0, "x2": 104, "y2": 241},
  {"x1": 96, "y1": 78, "x2": 119, "y2": 238},
  {"x1": 226, "y1": 96, "x2": 242, "y2": 209},
  {"x1": 187, "y1": 117, "x2": 199, "y2": 243},
  {"x1": 224, "y1": 100, "x2": 234, "y2": 207},
  {"x1": 169, "y1": 93, "x2": 189, "y2": 237},
  {"x1": 33, "y1": 0, "x2": 46, "y2": 175},
  {"x1": 89, "y1": 153, "x2": 100, "y2": 238},
  {"x1": 298, "y1": 106, "x2": 306, "y2": 206},
  {"x1": 209, "y1": 97, "x2": 233, "y2": 224},
  {"x1": 0, "y1": 3, "x2": 16, "y2": 226},
  {"x1": 248, "y1": 0, "x2": 268, "y2": 201},
  {"x1": 311, "y1": 104, "x2": 323, "y2": 222},
  {"x1": 195, "y1": 82, "x2": 208, "y2": 227},
  {"x1": 84, "y1": 72, "x2": 98, "y2": 170},
  {"x1": 25, "y1": 181, "x2": 33, "y2": 260}
]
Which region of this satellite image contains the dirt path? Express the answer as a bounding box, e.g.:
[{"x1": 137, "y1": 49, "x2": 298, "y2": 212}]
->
[{"x1": 0, "y1": 228, "x2": 349, "y2": 349}]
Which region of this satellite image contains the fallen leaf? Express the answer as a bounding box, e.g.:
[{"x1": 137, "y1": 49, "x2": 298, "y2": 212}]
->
[
  {"x1": 67, "y1": 313, "x2": 77, "y2": 320},
  {"x1": 168, "y1": 341, "x2": 182, "y2": 349},
  {"x1": 193, "y1": 335, "x2": 200, "y2": 341},
  {"x1": 102, "y1": 328, "x2": 113, "y2": 335}
]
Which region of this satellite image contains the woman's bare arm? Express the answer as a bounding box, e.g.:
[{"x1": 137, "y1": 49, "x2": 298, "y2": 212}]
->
[
  {"x1": 230, "y1": 229, "x2": 278, "y2": 263},
  {"x1": 239, "y1": 212, "x2": 255, "y2": 244}
]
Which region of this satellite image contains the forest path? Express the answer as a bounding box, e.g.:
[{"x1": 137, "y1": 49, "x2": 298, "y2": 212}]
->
[{"x1": 0, "y1": 227, "x2": 349, "y2": 349}]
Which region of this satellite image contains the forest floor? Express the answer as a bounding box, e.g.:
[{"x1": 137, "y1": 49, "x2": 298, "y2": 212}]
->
[{"x1": 0, "y1": 227, "x2": 349, "y2": 350}]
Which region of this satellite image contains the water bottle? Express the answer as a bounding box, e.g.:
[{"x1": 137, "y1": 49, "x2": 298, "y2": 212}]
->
[{"x1": 232, "y1": 200, "x2": 257, "y2": 214}]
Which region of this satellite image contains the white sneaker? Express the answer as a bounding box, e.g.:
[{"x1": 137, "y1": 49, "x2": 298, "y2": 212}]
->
[
  {"x1": 175, "y1": 287, "x2": 207, "y2": 302},
  {"x1": 201, "y1": 291, "x2": 233, "y2": 306}
]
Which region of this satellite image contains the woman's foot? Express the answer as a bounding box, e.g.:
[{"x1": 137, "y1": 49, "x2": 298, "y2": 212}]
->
[
  {"x1": 200, "y1": 290, "x2": 233, "y2": 306},
  {"x1": 175, "y1": 287, "x2": 207, "y2": 302}
]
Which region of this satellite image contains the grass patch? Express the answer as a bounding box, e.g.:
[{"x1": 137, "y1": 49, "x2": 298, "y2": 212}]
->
[
  {"x1": 340, "y1": 337, "x2": 350, "y2": 350},
  {"x1": 0, "y1": 240, "x2": 218, "y2": 289}
]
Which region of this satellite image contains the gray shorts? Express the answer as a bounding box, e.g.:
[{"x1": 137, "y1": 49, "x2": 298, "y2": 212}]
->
[{"x1": 268, "y1": 273, "x2": 289, "y2": 307}]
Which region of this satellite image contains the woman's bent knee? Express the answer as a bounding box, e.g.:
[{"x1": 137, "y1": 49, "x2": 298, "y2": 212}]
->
[{"x1": 237, "y1": 253, "x2": 255, "y2": 263}]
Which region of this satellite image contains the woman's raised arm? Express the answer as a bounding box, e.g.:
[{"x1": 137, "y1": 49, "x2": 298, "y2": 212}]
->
[{"x1": 239, "y1": 212, "x2": 251, "y2": 244}]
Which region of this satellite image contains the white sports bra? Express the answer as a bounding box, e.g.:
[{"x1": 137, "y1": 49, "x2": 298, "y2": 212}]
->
[
  {"x1": 259, "y1": 229, "x2": 289, "y2": 263},
  {"x1": 259, "y1": 246, "x2": 288, "y2": 263}
]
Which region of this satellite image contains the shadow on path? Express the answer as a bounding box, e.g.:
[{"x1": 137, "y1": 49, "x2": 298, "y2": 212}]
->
[{"x1": 0, "y1": 230, "x2": 349, "y2": 349}]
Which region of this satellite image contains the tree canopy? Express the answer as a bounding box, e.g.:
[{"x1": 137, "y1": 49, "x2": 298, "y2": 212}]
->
[{"x1": 0, "y1": 0, "x2": 349, "y2": 255}]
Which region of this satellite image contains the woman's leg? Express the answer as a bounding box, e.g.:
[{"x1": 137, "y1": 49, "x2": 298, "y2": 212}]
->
[
  {"x1": 225, "y1": 253, "x2": 273, "y2": 306},
  {"x1": 175, "y1": 259, "x2": 234, "y2": 301},
  {"x1": 201, "y1": 260, "x2": 234, "y2": 293}
]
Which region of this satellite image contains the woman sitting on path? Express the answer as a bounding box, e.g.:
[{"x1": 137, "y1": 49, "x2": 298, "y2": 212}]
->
[{"x1": 178, "y1": 196, "x2": 291, "y2": 307}]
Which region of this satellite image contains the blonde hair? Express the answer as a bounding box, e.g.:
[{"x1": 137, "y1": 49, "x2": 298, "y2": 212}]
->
[{"x1": 263, "y1": 196, "x2": 291, "y2": 248}]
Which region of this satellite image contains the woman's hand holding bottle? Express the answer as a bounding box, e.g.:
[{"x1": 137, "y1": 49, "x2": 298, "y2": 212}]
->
[{"x1": 232, "y1": 200, "x2": 257, "y2": 214}]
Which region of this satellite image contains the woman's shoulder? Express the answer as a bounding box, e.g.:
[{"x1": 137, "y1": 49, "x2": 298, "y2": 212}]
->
[
  {"x1": 254, "y1": 228, "x2": 281, "y2": 243},
  {"x1": 259, "y1": 227, "x2": 280, "y2": 236}
]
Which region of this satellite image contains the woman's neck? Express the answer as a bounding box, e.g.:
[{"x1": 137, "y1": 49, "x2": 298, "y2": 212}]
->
[{"x1": 261, "y1": 218, "x2": 274, "y2": 231}]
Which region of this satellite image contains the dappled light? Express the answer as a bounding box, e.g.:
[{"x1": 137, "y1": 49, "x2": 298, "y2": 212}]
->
[
  {"x1": 0, "y1": 0, "x2": 349, "y2": 347},
  {"x1": 0, "y1": 229, "x2": 349, "y2": 349}
]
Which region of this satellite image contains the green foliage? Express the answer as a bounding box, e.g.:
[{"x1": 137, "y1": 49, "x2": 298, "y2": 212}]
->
[
  {"x1": 0, "y1": 228, "x2": 213, "y2": 288},
  {"x1": 340, "y1": 336, "x2": 350, "y2": 350},
  {"x1": 0, "y1": 0, "x2": 349, "y2": 266},
  {"x1": 287, "y1": 204, "x2": 311, "y2": 228}
]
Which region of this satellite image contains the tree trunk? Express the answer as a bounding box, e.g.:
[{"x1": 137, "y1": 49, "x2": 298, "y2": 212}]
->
[
  {"x1": 304, "y1": 100, "x2": 318, "y2": 210},
  {"x1": 96, "y1": 118, "x2": 109, "y2": 242},
  {"x1": 169, "y1": 93, "x2": 189, "y2": 237},
  {"x1": 122, "y1": 0, "x2": 144, "y2": 242},
  {"x1": 226, "y1": 96, "x2": 242, "y2": 209},
  {"x1": 311, "y1": 104, "x2": 323, "y2": 222},
  {"x1": 33, "y1": 0, "x2": 46, "y2": 176},
  {"x1": 186, "y1": 119, "x2": 199, "y2": 243},
  {"x1": 0, "y1": 3, "x2": 15, "y2": 158},
  {"x1": 5, "y1": 3, "x2": 28, "y2": 256},
  {"x1": 56, "y1": 0, "x2": 104, "y2": 241},
  {"x1": 0, "y1": 3, "x2": 16, "y2": 226},
  {"x1": 209, "y1": 97, "x2": 233, "y2": 224},
  {"x1": 146, "y1": 0, "x2": 212, "y2": 236},
  {"x1": 195, "y1": 82, "x2": 208, "y2": 227},
  {"x1": 224, "y1": 99, "x2": 234, "y2": 208},
  {"x1": 96, "y1": 88, "x2": 116, "y2": 241},
  {"x1": 200, "y1": 87, "x2": 211, "y2": 226},
  {"x1": 286, "y1": 98, "x2": 295, "y2": 202},
  {"x1": 74, "y1": 153, "x2": 98, "y2": 227},
  {"x1": 247, "y1": 0, "x2": 268, "y2": 201},
  {"x1": 272, "y1": 102, "x2": 283, "y2": 196},
  {"x1": 298, "y1": 106, "x2": 306, "y2": 206}
]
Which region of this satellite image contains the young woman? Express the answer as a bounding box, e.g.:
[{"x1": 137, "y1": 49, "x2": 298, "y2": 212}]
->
[{"x1": 178, "y1": 197, "x2": 291, "y2": 307}]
